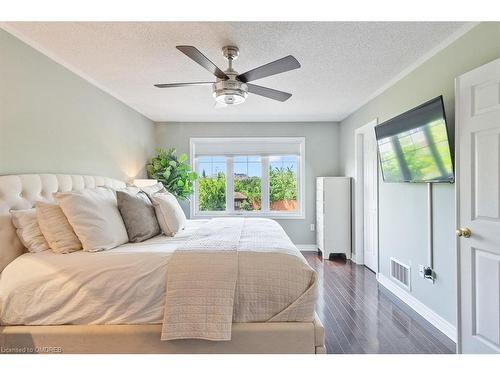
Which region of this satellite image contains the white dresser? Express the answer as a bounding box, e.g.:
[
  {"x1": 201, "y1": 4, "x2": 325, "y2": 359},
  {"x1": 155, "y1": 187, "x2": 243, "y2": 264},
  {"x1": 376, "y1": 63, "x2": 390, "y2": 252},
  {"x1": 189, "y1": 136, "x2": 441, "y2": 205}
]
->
[{"x1": 316, "y1": 177, "x2": 351, "y2": 260}]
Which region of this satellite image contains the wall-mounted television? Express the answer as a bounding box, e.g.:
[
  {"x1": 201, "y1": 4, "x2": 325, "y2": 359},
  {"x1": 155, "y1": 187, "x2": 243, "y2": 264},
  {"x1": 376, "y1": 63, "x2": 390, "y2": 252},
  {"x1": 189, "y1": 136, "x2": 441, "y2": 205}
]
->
[{"x1": 374, "y1": 96, "x2": 454, "y2": 183}]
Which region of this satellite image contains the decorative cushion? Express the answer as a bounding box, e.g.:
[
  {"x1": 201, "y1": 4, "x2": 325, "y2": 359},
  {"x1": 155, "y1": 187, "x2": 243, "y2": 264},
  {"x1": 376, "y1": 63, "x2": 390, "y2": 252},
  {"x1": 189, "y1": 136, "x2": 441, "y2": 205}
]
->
[
  {"x1": 150, "y1": 192, "x2": 187, "y2": 236},
  {"x1": 55, "y1": 187, "x2": 128, "y2": 252},
  {"x1": 10, "y1": 208, "x2": 50, "y2": 253},
  {"x1": 116, "y1": 190, "x2": 161, "y2": 242},
  {"x1": 36, "y1": 202, "x2": 82, "y2": 254}
]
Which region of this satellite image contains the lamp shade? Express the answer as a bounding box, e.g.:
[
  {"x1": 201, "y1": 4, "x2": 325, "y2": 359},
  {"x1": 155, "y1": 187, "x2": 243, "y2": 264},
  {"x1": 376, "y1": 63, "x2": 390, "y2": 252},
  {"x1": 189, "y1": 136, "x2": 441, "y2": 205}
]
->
[{"x1": 133, "y1": 179, "x2": 158, "y2": 187}]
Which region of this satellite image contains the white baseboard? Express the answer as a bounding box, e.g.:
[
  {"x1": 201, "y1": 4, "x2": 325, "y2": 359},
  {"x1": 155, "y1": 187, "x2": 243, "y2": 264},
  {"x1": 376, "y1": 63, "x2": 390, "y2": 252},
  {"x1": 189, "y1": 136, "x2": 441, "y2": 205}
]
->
[
  {"x1": 377, "y1": 273, "x2": 457, "y2": 342},
  {"x1": 295, "y1": 244, "x2": 317, "y2": 251},
  {"x1": 350, "y1": 252, "x2": 362, "y2": 264}
]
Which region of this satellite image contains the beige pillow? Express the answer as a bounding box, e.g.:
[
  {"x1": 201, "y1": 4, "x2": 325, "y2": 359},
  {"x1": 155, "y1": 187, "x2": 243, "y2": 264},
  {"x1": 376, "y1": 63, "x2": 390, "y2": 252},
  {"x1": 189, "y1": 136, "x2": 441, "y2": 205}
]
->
[
  {"x1": 150, "y1": 192, "x2": 187, "y2": 236},
  {"x1": 36, "y1": 202, "x2": 82, "y2": 254},
  {"x1": 55, "y1": 187, "x2": 128, "y2": 252},
  {"x1": 11, "y1": 208, "x2": 50, "y2": 253}
]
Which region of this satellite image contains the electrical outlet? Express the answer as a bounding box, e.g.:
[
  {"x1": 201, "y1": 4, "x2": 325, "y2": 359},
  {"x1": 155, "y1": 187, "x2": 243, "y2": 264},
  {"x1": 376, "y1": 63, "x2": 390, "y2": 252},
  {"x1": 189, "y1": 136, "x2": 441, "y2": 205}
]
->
[
  {"x1": 310, "y1": 224, "x2": 315, "y2": 231},
  {"x1": 419, "y1": 265, "x2": 435, "y2": 283}
]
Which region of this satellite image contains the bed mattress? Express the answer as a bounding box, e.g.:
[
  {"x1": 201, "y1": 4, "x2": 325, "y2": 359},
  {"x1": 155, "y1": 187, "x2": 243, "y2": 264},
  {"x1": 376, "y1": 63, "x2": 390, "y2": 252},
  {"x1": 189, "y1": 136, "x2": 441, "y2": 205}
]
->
[{"x1": 0, "y1": 218, "x2": 317, "y2": 327}]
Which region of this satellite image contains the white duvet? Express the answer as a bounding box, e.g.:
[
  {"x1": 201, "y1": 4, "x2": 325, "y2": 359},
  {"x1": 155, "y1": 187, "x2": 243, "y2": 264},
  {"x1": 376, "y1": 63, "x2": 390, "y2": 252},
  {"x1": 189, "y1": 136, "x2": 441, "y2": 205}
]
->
[
  {"x1": 0, "y1": 221, "x2": 207, "y2": 325},
  {"x1": 0, "y1": 218, "x2": 316, "y2": 328}
]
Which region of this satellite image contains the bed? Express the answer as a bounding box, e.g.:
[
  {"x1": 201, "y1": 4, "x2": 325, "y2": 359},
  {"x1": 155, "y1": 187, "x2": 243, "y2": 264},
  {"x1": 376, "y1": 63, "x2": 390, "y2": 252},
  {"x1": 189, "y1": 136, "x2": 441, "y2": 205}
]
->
[{"x1": 0, "y1": 174, "x2": 325, "y2": 354}]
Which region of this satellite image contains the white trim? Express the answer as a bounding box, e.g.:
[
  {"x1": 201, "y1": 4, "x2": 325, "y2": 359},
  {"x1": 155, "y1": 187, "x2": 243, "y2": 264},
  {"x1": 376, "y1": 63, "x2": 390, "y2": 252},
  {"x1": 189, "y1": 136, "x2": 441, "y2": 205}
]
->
[
  {"x1": 295, "y1": 244, "x2": 318, "y2": 252},
  {"x1": 261, "y1": 156, "x2": 270, "y2": 213},
  {"x1": 377, "y1": 273, "x2": 457, "y2": 342},
  {"x1": 353, "y1": 119, "x2": 379, "y2": 267},
  {"x1": 190, "y1": 137, "x2": 306, "y2": 219},
  {"x1": 226, "y1": 156, "x2": 235, "y2": 212},
  {"x1": 454, "y1": 74, "x2": 463, "y2": 354},
  {"x1": 189, "y1": 212, "x2": 306, "y2": 220},
  {"x1": 0, "y1": 22, "x2": 150, "y2": 120},
  {"x1": 342, "y1": 22, "x2": 479, "y2": 121}
]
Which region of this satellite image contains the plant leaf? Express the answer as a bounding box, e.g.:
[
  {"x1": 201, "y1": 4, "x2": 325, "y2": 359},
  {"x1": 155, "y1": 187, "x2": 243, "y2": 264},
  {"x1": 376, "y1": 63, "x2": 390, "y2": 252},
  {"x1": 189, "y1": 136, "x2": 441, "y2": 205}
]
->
[{"x1": 145, "y1": 146, "x2": 196, "y2": 198}]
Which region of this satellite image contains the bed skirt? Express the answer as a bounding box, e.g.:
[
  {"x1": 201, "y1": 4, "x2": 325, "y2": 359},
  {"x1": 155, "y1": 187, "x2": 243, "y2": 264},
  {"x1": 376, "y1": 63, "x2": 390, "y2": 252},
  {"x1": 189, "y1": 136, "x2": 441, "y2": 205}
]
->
[{"x1": 0, "y1": 316, "x2": 326, "y2": 354}]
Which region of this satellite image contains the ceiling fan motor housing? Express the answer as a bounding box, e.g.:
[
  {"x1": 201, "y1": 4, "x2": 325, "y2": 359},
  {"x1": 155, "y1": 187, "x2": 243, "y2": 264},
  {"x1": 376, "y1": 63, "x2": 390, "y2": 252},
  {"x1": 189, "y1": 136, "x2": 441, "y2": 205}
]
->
[
  {"x1": 213, "y1": 79, "x2": 248, "y2": 105},
  {"x1": 222, "y1": 45, "x2": 239, "y2": 61}
]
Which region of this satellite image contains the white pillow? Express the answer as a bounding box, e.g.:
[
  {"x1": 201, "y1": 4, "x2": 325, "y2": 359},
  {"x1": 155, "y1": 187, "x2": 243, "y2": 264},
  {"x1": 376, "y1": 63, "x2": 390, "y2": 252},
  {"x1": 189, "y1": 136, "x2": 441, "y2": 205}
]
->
[
  {"x1": 150, "y1": 192, "x2": 187, "y2": 236},
  {"x1": 11, "y1": 208, "x2": 50, "y2": 253},
  {"x1": 140, "y1": 182, "x2": 166, "y2": 198},
  {"x1": 55, "y1": 187, "x2": 128, "y2": 252},
  {"x1": 36, "y1": 202, "x2": 82, "y2": 254}
]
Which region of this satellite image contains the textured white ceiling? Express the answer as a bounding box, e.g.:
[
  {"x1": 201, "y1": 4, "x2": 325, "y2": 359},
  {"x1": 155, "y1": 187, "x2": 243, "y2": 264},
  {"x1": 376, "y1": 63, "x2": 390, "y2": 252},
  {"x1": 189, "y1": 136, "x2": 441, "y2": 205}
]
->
[{"x1": 4, "y1": 22, "x2": 468, "y2": 122}]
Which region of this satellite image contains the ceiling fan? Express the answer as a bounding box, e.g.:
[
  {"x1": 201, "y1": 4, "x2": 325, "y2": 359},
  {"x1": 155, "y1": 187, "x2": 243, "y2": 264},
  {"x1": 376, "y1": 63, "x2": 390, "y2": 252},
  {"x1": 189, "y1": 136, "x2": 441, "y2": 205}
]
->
[{"x1": 154, "y1": 45, "x2": 301, "y2": 106}]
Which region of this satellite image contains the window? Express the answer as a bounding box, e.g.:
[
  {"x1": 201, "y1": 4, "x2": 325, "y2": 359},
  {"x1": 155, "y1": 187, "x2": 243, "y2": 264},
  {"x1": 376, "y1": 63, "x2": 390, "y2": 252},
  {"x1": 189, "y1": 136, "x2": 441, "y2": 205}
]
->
[
  {"x1": 269, "y1": 155, "x2": 298, "y2": 212},
  {"x1": 197, "y1": 156, "x2": 226, "y2": 211},
  {"x1": 190, "y1": 137, "x2": 305, "y2": 219},
  {"x1": 233, "y1": 156, "x2": 262, "y2": 212}
]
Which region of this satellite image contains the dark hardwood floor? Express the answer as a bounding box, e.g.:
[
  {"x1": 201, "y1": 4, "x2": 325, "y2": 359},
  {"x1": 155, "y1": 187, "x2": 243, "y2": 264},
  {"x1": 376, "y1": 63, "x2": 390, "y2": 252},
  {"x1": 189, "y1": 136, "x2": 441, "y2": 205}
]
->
[{"x1": 302, "y1": 251, "x2": 456, "y2": 354}]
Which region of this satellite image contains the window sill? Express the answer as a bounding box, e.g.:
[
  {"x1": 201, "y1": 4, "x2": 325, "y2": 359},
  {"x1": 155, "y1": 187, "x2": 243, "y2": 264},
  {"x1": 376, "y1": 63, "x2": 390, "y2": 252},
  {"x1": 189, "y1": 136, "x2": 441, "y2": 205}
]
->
[{"x1": 191, "y1": 212, "x2": 306, "y2": 220}]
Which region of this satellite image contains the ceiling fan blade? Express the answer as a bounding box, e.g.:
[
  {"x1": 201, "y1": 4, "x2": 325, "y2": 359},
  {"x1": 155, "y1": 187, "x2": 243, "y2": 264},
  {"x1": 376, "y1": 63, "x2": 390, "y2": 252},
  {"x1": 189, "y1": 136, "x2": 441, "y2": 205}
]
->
[
  {"x1": 176, "y1": 46, "x2": 229, "y2": 80},
  {"x1": 246, "y1": 83, "x2": 292, "y2": 102},
  {"x1": 236, "y1": 55, "x2": 300, "y2": 83},
  {"x1": 154, "y1": 82, "x2": 214, "y2": 88}
]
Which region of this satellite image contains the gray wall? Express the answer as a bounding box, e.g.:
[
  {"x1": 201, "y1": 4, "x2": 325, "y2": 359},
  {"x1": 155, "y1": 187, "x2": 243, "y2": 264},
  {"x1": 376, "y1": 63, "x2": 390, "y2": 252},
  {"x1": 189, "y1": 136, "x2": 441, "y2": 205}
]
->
[
  {"x1": 339, "y1": 22, "x2": 500, "y2": 326},
  {"x1": 0, "y1": 29, "x2": 155, "y2": 182},
  {"x1": 155, "y1": 122, "x2": 340, "y2": 245}
]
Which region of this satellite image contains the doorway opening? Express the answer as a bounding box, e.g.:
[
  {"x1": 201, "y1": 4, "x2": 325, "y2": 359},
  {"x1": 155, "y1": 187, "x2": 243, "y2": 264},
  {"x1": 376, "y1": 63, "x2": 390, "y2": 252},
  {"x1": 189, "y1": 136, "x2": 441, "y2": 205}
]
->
[{"x1": 354, "y1": 119, "x2": 379, "y2": 273}]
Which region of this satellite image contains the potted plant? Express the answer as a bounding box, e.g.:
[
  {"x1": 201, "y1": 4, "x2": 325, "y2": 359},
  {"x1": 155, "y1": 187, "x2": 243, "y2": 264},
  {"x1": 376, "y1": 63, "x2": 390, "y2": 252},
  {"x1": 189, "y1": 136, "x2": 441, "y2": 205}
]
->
[{"x1": 146, "y1": 148, "x2": 197, "y2": 200}]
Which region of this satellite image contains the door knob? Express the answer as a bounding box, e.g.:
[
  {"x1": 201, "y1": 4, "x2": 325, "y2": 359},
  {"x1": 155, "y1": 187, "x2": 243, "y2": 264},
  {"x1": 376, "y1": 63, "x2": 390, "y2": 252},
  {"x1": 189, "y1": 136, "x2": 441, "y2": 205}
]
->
[{"x1": 456, "y1": 227, "x2": 472, "y2": 238}]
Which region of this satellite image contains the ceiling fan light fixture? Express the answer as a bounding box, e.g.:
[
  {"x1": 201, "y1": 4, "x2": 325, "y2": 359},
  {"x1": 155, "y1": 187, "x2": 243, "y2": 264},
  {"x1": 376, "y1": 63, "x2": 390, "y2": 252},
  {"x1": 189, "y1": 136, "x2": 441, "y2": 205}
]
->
[
  {"x1": 214, "y1": 92, "x2": 247, "y2": 105},
  {"x1": 212, "y1": 80, "x2": 248, "y2": 105}
]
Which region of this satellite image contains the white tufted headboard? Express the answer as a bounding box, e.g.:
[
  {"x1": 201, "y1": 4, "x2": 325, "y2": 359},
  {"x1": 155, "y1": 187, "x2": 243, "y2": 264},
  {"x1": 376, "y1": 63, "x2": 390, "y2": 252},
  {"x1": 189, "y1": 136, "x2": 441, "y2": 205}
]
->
[{"x1": 0, "y1": 174, "x2": 126, "y2": 272}]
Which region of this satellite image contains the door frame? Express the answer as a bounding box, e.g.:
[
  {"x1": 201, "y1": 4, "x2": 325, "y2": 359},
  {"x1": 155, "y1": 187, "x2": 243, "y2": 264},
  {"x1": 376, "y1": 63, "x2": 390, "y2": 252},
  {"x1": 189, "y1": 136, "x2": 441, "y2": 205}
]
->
[
  {"x1": 455, "y1": 75, "x2": 463, "y2": 354},
  {"x1": 354, "y1": 118, "x2": 379, "y2": 270}
]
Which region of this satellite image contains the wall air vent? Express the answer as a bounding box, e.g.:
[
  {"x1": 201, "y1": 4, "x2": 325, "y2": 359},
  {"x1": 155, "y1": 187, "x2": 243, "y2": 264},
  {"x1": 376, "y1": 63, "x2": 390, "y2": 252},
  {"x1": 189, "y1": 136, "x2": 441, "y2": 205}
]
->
[{"x1": 390, "y1": 257, "x2": 411, "y2": 290}]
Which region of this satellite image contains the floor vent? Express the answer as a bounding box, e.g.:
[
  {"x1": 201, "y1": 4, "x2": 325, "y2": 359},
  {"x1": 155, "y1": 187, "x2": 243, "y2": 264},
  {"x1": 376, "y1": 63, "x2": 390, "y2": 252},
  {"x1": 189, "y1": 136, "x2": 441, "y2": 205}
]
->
[{"x1": 390, "y1": 258, "x2": 411, "y2": 290}]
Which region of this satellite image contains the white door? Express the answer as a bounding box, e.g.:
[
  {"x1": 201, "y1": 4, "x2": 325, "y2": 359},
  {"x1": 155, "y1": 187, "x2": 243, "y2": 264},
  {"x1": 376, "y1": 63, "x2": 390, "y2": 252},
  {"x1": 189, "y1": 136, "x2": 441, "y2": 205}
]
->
[
  {"x1": 362, "y1": 128, "x2": 379, "y2": 272},
  {"x1": 457, "y1": 57, "x2": 500, "y2": 354}
]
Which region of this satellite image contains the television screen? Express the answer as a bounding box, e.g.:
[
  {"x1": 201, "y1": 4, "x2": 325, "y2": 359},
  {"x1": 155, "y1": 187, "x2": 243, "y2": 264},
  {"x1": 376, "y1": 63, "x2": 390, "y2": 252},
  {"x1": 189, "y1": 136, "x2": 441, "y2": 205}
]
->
[{"x1": 375, "y1": 96, "x2": 454, "y2": 183}]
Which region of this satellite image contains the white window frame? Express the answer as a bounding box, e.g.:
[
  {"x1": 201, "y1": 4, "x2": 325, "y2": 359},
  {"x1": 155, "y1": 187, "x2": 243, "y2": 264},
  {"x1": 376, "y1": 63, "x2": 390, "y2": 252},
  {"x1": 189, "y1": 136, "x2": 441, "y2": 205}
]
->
[{"x1": 190, "y1": 137, "x2": 305, "y2": 219}]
